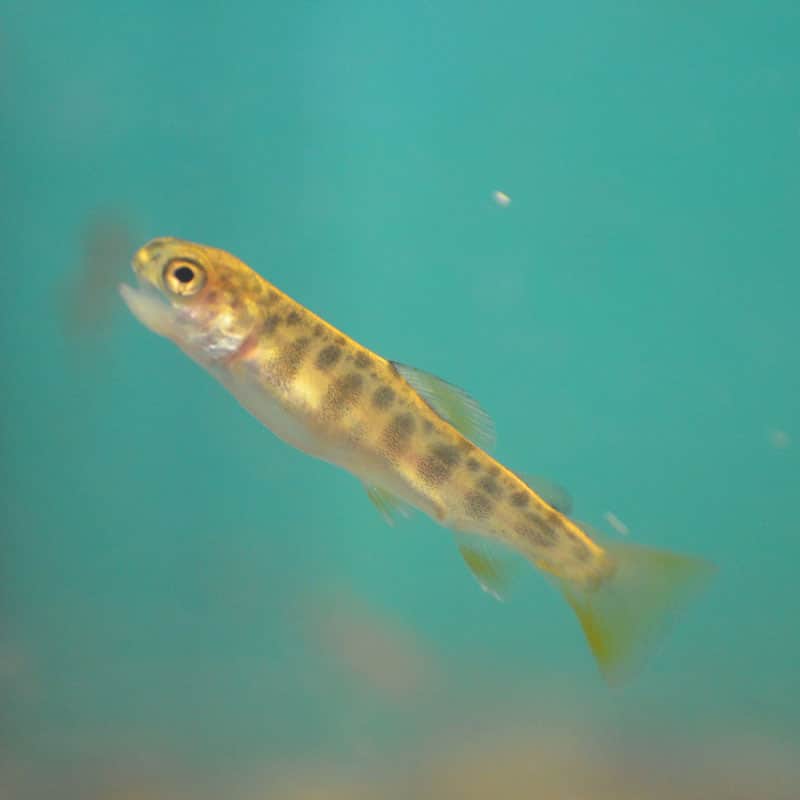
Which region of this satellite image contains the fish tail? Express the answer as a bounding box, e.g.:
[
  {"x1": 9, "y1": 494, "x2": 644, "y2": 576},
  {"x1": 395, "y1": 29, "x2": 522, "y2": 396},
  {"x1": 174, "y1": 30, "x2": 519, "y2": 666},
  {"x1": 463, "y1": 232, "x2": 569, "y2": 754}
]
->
[{"x1": 559, "y1": 540, "x2": 715, "y2": 685}]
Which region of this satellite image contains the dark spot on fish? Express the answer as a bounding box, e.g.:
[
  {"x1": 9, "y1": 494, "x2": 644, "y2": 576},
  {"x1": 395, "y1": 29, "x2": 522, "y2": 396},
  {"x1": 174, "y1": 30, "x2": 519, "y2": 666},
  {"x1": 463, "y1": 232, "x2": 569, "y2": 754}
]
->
[
  {"x1": 573, "y1": 542, "x2": 591, "y2": 562},
  {"x1": 347, "y1": 421, "x2": 367, "y2": 446},
  {"x1": 372, "y1": 386, "x2": 395, "y2": 409},
  {"x1": 286, "y1": 310, "x2": 301, "y2": 325},
  {"x1": 264, "y1": 314, "x2": 281, "y2": 335},
  {"x1": 437, "y1": 443, "x2": 460, "y2": 465},
  {"x1": 464, "y1": 491, "x2": 493, "y2": 520},
  {"x1": 488, "y1": 465, "x2": 500, "y2": 478},
  {"x1": 354, "y1": 351, "x2": 372, "y2": 369},
  {"x1": 323, "y1": 372, "x2": 363, "y2": 418},
  {"x1": 510, "y1": 491, "x2": 528, "y2": 507},
  {"x1": 383, "y1": 412, "x2": 415, "y2": 454},
  {"x1": 478, "y1": 476, "x2": 502, "y2": 498},
  {"x1": 313, "y1": 323, "x2": 325, "y2": 337},
  {"x1": 418, "y1": 443, "x2": 460, "y2": 487},
  {"x1": 316, "y1": 345, "x2": 341, "y2": 370},
  {"x1": 335, "y1": 335, "x2": 346, "y2": 346},
  {"x1": 466, "y1": 458, "x2": 480, "y2": 472},
  {"x1": 515, "y1": 519, "x2": 558, "y2": 548},
  {"x1": 265, "y1": 289, "x2": 280, "y2": 305},
  {"x1": 423, "y1": 419, "x2": 434, "y2": 433},
  {"x1": 458, "y1": 439, "x2": 476, "y2": 453},
  {"x1": 206, "y1": 291, "x2": 218, "y2": 304},
  {"x1": 274, "y1": 336, "x2": 311, "y2": 385}
]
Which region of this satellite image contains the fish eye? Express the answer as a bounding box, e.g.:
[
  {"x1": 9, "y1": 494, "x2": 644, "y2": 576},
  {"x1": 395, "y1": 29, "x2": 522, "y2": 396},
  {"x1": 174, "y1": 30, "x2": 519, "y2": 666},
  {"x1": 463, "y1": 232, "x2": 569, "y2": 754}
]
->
[{"x1": 163, "y1": 258, "x2": 206, "y2": 296}]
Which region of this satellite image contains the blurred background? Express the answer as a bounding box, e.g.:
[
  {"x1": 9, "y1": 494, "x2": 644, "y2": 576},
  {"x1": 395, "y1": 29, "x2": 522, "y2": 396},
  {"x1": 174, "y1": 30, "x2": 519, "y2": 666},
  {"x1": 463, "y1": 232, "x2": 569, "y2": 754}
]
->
[{"x1": 2, "y1": 2, "x2": 799, "y2": 797}]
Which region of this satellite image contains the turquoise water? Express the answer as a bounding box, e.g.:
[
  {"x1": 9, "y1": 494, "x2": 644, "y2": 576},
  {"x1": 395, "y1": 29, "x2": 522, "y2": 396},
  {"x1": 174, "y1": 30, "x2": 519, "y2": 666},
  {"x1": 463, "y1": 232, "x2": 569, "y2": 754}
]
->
[{"x1": 3, "y1": 2, "x2": 799, "y2": 797}]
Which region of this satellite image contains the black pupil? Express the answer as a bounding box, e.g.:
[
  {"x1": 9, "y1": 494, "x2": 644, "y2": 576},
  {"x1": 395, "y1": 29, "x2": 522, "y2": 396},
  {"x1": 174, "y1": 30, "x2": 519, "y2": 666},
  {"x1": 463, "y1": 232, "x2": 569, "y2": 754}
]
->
[{"x1": 174, "y1": 265, "x2": 194, "y2": 283}]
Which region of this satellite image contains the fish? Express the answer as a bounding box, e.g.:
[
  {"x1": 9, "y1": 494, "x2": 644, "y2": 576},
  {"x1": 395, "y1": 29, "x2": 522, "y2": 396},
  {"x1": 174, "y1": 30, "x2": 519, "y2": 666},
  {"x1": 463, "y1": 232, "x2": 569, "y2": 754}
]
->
[{"x1": 120, "y1": 237, "x2": 714, "y2": 684}]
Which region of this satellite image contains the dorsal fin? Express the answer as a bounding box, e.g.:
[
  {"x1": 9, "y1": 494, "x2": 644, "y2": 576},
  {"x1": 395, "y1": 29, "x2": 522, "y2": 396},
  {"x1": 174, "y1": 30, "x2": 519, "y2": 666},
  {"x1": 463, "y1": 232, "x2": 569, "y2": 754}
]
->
[
  {"x1": 392, "y1": 362, "x2": 496, "y2": 451},
  {"x1": 518, "y1": 473, "x2": 573, "y2": 516}
]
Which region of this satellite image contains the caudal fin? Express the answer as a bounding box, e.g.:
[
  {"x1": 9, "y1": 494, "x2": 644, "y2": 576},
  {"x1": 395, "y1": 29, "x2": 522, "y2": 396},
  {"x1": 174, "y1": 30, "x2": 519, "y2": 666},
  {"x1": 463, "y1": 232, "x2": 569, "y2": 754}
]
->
[{"x1": 560, "y1": 541, "x2": 715, "y2": 685}]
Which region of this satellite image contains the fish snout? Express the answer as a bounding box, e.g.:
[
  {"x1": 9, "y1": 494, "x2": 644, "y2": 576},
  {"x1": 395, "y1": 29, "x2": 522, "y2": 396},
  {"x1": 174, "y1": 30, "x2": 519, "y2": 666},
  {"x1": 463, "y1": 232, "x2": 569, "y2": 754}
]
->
[
  {"x1": 131, "y1": 237, "x2": 179, "y2": 283},
  {"x1": 132, "y1": 236, "x2": 173, "y2": 267}
]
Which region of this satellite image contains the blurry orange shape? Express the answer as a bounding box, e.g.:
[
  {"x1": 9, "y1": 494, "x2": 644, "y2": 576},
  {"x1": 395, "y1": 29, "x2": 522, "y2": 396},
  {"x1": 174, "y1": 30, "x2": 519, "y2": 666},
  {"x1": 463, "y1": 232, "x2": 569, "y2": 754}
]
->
[
  {"x1": 311, "y1": 588, "x2": 435, "y2": 700},
  {"x1": 768, "y1": 428, "x2": 790, "y2": 449},
  {"x1": 61, "y1": 212, "x2": 134, "y2": 337}
]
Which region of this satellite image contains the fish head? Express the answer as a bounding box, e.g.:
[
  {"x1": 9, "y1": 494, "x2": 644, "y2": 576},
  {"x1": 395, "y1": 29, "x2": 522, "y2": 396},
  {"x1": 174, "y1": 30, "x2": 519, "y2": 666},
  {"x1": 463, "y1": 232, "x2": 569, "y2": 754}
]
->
[{"x1": 120, "y1": 237, "x2": 264, "y2": 363}]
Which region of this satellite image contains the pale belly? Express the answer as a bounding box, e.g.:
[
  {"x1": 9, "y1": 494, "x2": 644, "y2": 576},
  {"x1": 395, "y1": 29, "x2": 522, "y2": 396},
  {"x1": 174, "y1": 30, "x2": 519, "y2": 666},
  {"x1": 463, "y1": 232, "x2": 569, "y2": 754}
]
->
[{"x1": 214, "y1": 361, "x2": 443, "y2": 522}]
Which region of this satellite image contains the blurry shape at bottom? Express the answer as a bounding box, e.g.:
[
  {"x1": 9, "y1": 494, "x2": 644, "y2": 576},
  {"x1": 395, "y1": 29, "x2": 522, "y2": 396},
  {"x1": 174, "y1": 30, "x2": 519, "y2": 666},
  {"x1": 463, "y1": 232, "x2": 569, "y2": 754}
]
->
[
  {"x1": 254, "y1": 725, "x2": 800, "y2": 800},
  {"x1": 305, "y1": 586, "x2": 438, "y2": 702},
  {"x1": 2, "y1": 683, "x2": 798, "y2": 799}
]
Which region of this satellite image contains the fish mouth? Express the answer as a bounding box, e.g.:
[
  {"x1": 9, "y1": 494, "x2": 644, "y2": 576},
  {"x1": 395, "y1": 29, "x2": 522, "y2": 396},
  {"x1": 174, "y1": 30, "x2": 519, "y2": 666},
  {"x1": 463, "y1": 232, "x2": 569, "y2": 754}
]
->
[
  {"x1": 119, "y1": 282, "x2": 174, "y2": 338},
  {"x1": 119, "y1": 264, "x2": 176, "y2": 338},
  {"x1": 120, "y1": 238, "x2": 186, "y2": 338}
]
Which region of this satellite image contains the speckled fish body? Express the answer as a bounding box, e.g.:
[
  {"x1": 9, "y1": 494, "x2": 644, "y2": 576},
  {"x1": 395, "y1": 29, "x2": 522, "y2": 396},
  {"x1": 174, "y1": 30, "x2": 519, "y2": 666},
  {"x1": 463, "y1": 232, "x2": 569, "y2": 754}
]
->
[{"x1": 121, "y1": 237, "x2": 713, "y2": 683}]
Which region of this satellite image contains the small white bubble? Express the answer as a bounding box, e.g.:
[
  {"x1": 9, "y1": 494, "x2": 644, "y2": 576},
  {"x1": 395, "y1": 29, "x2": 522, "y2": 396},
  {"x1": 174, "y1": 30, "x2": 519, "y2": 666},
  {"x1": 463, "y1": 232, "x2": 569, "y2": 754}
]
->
[
  {"x1": 604, "y1": 511, "x2": 629, "y2": 535},
  {"x1": 492, "y1": 190, "x2": 511, "y2": 207}
]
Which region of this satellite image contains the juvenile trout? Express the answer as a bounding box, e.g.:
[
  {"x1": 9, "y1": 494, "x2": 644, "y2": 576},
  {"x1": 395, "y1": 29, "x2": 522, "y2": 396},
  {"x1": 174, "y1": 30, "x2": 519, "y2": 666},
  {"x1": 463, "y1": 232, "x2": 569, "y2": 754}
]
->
[{"x1": 120, "y1": 237, "x2": 713, "y2": 683}]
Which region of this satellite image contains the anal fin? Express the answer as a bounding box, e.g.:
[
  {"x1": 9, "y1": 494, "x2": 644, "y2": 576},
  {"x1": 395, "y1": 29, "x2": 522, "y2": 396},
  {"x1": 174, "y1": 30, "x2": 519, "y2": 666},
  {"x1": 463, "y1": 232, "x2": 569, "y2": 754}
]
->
[{"x1": 455, "y1": 532, "x2": 519, "y2": 601}]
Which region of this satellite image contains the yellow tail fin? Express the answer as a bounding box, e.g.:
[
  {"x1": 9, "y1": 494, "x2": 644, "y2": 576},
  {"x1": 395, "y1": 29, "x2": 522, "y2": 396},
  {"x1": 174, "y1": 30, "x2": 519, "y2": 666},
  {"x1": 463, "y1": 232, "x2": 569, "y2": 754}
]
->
[{"x1": 561, "y1": 541, "x2": 715, "y2": 685}]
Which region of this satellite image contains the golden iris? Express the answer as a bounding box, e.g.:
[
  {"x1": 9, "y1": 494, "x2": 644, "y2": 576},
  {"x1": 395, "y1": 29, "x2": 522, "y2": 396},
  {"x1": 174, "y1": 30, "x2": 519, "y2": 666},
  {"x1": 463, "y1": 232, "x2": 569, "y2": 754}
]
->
[{"x1": 163, "y1": 258, "x2": 206, "y2": 296}]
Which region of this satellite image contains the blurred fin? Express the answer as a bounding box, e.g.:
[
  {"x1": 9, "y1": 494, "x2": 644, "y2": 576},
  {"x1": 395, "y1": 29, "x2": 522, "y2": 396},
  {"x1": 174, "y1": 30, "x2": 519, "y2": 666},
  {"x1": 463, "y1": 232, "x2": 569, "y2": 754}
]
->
[
  {"x1": 393, "y1": 362, "x2": 495, "y2": 451},
  {"x1": 455, "y1": 533, "x2": 518, "y2": 600},
  {"x1": 560, "y1": 541, "x2": 715, "y2": 685},
  {"x1": 365, "y1": 484, "x2": 411, "y2": 526},
  {"x1": 519, "y1": 473, "x2": 573, "y2": 515}
]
